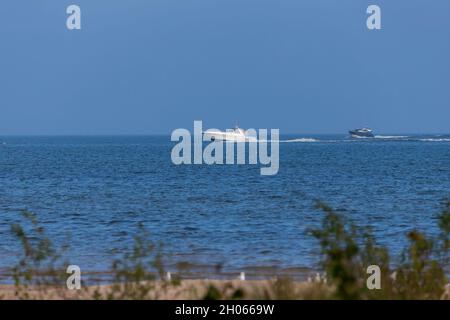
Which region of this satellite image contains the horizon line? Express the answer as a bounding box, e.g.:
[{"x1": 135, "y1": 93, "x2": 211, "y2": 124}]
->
[{"x1": 1, "y1": 132, "x2": 450, "y2": 137}]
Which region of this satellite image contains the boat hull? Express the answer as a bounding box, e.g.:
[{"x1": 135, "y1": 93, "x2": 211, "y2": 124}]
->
[
  {"x1": 349, "y1": 130, "x2": 374, "y2": 138},
  {"x1": 203, "y1": 131, "x2": 255, "y2": 142}
]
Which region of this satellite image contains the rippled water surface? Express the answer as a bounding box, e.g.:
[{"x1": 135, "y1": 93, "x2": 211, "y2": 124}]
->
[{"x1": 0, "y1": 135, "x2": 449, "y2": 276}]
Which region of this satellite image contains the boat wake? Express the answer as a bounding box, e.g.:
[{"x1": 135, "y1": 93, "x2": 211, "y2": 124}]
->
[
  {"x1": 276, "y1": 135, "x2": 449, "y2": 143},
  {"x1": 255, "y1": 138, "x2": 318, "y2": 143},
  {"x1": 374, "y1": 135, "x2": 409, "y2": 139},
  {"x1": 281, "y1": 138, "x2": 317, "y2": 143},
  {"x1": 419, "y1": 138, "x2": 450, "y2": 142}
]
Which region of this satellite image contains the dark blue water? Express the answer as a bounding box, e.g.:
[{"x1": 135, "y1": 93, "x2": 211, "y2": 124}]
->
[{"x1": 0, "y1": 134, "x2": 449, "y2": 278}]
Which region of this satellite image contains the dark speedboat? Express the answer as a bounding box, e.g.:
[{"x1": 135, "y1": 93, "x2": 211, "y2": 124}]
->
[{"x1": 349, "y1": 128, "x2": 374, "y2": 138}]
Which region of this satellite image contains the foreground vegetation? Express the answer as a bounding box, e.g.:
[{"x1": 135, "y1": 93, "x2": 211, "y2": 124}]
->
[{"x1": 1, "y1": 201, "x2": 449, "y2": 300}]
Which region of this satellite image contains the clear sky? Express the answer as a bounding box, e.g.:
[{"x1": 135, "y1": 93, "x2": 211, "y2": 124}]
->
[{"x1": 0, "y1": 0, "x2": 449, "y2": 135}]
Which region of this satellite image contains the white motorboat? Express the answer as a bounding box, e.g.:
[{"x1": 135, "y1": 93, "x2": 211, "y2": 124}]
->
[{"x1": 203, "y1": 125, "x2": 256, "y2": 142}]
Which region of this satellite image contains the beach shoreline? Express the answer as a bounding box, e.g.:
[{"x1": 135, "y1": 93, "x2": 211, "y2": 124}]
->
[{"x1": 0, "y1": 279, "x2": 326, "y2": 300}]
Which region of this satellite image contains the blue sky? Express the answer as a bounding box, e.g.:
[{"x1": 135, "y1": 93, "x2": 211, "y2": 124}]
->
[{"x1": 0, "y1": 0, "x2": 449, "y2": 134}]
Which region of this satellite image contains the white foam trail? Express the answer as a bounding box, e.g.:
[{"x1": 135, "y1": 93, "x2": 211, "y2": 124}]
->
[
  {"x1": 249, "y1": 136, "x2": 448, "y2": 143},
  {"x1": 281, "y1": 138, "x2": 317, "y2": 143},
  {"x1": 256, "y1": 138, "x2": 318, "y2": 143},
  {"x1": 419, "y1": 138, "x2": 450, "y2": 142},
  {"x1": 374, "y1": 135, "x2": 409, "y2": 139}
]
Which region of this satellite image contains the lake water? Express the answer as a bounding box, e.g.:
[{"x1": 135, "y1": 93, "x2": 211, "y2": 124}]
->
[{"x1": 0, "y1": 134, "x2": 449, "y2": 279}]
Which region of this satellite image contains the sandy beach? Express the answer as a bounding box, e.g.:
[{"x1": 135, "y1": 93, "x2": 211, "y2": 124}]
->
[{"x1": 0, "y1": 279, "x2": 329, "y2": 300}]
